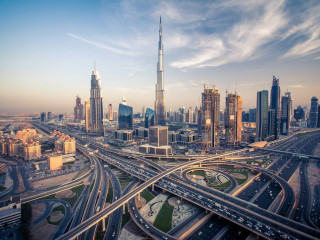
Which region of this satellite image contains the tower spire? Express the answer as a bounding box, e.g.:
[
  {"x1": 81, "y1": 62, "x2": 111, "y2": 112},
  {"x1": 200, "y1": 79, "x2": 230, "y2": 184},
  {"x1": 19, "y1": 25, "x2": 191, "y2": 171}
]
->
[{"x1": 94, "y1": 61, "x2": 96, "y2": 71}]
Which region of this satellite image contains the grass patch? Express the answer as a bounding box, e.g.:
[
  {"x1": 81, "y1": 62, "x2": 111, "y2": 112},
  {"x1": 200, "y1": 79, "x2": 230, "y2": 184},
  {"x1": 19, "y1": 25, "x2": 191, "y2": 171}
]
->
[
  {"x1": 207, "y1": 177, "x2": 216, "y2": 185},
  {"x1": 140, "y1": 189, "x2": 154, "y2": 203},
  {"x1": 62, "y1": 185, "x2": 85, "y2": 207},
  {"x1": 120, "y1": 179, "x2": 132, "y2": 191},
  {"x1": 47, "y1": 204, "x2": 65, "y2": 225},
  {"x1": 0, "y1": 186, "x2": 6, "y2": 191},
  {"x1": 106, "y1": 187, "x2": 113, "y2": 203},
  {"x1": 95, "y1": 217, "x2": 109, "y2": 240},
  {"x1": 153, "y1": 199, "x2": 174, "y2": 232},
  {"x1": 121, "y1": 205, "x2": 130, "y2": 228},
  {"x1": 229, "y1": 171, "x2": 248, "y2": 185},
  {"x1": 189, "y1": 170, "x2": 206, "y2": 178},
  {"x1": 213, "y1": 180, "x2": 231, "y2": 190}
]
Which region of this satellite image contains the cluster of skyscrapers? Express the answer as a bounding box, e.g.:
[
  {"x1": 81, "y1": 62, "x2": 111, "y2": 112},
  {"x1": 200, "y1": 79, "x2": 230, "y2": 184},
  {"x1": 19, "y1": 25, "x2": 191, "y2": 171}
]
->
[
  {"x1": 63, "y1": 17, "x2": 320, "y2": 150},
  {"x1": 256, "y1": 76, "x2": 292, "y2": 141}
]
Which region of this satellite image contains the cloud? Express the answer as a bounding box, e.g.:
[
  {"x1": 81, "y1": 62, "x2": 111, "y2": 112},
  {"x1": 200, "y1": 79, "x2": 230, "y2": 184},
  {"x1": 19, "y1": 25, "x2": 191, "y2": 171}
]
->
[
  {"x1": 170, "y1": 0, "x2": 287, "y2": 69},
  {"x1": 67, "y1": 32, "x2": 137, "y2": 56},
  {"x1": 288, "y1": 84, "x2": 305, "y2": 89},
  {"x1": 282, "y1": 5, "x2": 320, "y2": 58}
]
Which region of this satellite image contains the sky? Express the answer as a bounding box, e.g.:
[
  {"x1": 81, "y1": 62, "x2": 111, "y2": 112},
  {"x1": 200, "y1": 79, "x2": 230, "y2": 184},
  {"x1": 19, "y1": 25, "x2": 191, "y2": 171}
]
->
[{"x1": 0, "y1": 0, "x2": 320, "y2": 114}]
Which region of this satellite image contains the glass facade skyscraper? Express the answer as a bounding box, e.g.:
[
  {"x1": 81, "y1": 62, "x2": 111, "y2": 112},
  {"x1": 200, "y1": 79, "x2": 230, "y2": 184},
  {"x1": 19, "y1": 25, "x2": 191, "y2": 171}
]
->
[
  {"x1": 155, "y1": 17, "x2": 166, "y2": 126},
  {"x1": 280, "y1": 92, "x2": 292, "y2": 135},
  {"x1": 118, "y1": 104, "x2": 133, "y2": 130},
  {"x1": 90, "y1": 67, "x2": 103, "y2": 134},
  {"x1": 145, "y1": 108, "x2": 155, "y2": 128},
  {"x1": 270, "y1": 76, "x2": 280, "y2": 139},
  {"x1": 310, "y1": 96, "x2": 318, "y2": 128},
  {"x1": 256, "y1": 90, "x2": 269, "y2": 141}
]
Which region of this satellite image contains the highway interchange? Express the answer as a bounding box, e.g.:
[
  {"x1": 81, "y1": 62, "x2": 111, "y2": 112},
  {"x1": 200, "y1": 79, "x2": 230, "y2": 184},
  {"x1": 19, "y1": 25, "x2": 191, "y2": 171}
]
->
[{"x1": 2, "y1": 122, "x2": 320, "y2": 240}]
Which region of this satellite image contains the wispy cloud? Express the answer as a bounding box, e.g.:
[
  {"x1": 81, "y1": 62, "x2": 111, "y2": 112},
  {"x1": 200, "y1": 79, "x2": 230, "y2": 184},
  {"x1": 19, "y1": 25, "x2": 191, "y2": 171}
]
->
[
  {"x1": 282, "y1": 5, "x2": 320, "y2": 58},
  {"x1": 170, "y1": 0, "x2": 287, "y2": 69},
  {"x1": 67, "y1": 32, "x2": 137, "y2": 56},
  {"x1": 288, "y1": 84, "x2": 305, "y2": 89}
]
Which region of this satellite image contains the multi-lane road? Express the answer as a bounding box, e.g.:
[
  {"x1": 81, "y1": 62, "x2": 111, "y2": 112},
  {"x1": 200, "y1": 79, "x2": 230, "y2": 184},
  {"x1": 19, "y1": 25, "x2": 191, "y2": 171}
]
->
[{"x1": 24, "y1": 122, "x2": 320, "y2": 240}]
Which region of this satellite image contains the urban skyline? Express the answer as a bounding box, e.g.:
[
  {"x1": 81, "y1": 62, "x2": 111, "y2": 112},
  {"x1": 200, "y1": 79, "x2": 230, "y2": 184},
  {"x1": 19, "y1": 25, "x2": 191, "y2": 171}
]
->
[{"x1": 1, "y1": 0, "x2": 320, "y2": 114}]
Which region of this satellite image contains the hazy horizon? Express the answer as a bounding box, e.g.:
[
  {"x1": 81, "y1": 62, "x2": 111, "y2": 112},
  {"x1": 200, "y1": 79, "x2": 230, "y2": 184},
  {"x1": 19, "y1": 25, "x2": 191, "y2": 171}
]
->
[{"x1": 1, "y1": 0, "x2": 320, "y2": 114}]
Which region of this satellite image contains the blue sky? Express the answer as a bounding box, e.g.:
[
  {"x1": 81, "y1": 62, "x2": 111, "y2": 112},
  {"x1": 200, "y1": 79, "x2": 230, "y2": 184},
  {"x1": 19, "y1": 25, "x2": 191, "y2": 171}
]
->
[{"x1": 0, "y1": 0, "x2": 319, "y2": 114}]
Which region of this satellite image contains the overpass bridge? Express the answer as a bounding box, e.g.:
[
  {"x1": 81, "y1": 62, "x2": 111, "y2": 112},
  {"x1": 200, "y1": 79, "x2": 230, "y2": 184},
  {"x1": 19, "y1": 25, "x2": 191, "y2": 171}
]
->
[
  {"x1": 257, "y1": 148, "x2": 320, "y2": 160},
  {"x1": 56, "y1": 148, "x2": 320, "y2": 240}
]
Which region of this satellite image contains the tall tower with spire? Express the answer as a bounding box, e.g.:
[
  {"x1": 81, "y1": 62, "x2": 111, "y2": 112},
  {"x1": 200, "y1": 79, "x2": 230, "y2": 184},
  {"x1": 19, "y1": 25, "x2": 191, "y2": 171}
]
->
[
  {"x1": 90, "y1": 63, "x2": 104, "y2": 135},
  {"x1": 155, "y1": 16, "x2": 166, "y2": 126}
]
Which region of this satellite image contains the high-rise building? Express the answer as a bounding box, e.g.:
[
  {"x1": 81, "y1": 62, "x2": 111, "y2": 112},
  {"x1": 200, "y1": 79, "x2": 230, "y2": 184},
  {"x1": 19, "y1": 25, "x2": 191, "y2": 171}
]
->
[
  {"x1": 256, "y1": 90, "x2": 269, "y2": 141},
  {"x1": 280, "y1": 92, "x2": 292, "y2": 135},
  {"x1": 24, "y1": 141, "x2": 41, "y2": 160},
  {"x1": 16, "y1": 128, "x2": 37, "y2": 143},
  {"x1": 201, "y1": 86, "x2": 220, "y2": 148},
  {"x1": 318, "y1": 106, "x2": 320, "y2": 127},
  {"x1": 270, "y1": 76, "x2": 281, "y2": 139},
  {"x1": 74, "y1": 95, "x2": 84, "y2": 122},
  {"x1": 85, "y1": 100, "x2": 90, "y2": 132},
  {"x1": 268, "y1": 109, "x2": 276, "y2": 138},
  {"x1": 187, "y1": 107, "x2": 193, "y2": 123},
  {"x1": 40, "y1": 112, "x2": 46, "y2": 123},
  {"x1": 108, "y1": 104, "x2": 113, "y2": 121},
  {"x1": 249, "y1": 108, "x2": 256, "y2": 123},
  {"x1": 149, "y1": 126, "x2": 168, "y2": 147},
  {"x1": 142, "y1": 106, "x2": 145, "y2": 119},
  {"x1": 47, "y1": 112, "x2": 53, "y2": 120},
  {"x1": 225, "y1": 92, "x2": 242, "y2": 146},
  {"x1": 90, "y1": 66, "x2": 104, "y2": 134},
  {"x1": 294, "y1": 106, "x2": 305, "y2": 121},
  {"x1": 58, "y1": 114, "x2": 63, "y2": 121},
  {"x1": 145, "y1": 108, "x2": 155, "y2": 128},
  {"x1": 155, "y1": 17, "x2": 166, "y2": 126},
  {"x1": 310, "y1": 97, "x2": 318, "y2": 128},
  {"x1": 118, "y1": 98, "x2": 133, "y2": 130}
]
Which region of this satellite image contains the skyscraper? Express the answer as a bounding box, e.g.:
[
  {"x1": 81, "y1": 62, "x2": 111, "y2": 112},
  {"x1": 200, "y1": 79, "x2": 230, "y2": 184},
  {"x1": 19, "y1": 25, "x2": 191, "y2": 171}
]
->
[
  {"x1": 40, "y1": 112, "x2": 46, "y2": 123},
  {"x1": 145, "y1": 108, "x2": 155, "y2": 128},
  {"x1": 256, "y1": 90, "x2": 269, "y2": 141},
  {"x1": 155, "y1": 17, "x2": 166, "y2": 126},
  {"x1": 249, "y1": 108, "x2": 256, "y2": 123},
  {"x1": 187, "y1": 107, "x2": 193, "y2": 123},
  {"x1": 90, "y1": 66, "x2": 103, "y2": 134},
  {"x1": 280, "y1": 92, "x2": 292, "y2": 135},
  {"x1": 74, "y1": 96, "x2": 84, "y2": 122},
  {"x1": 201, "y1": 86, "x2": 220, "y2": 148},
  {"x1": 294, "y1": 106, "x2": 305, "y2": 121},
  {"x1": 270, "y1": 76, "x2": 281, "y2": 139},
  {"x1": 118, "y1": 98, "x2": 133, "y2": 130},
  {"x1": 310, "y1": 96, "x2": 318, "y2": 128},
  {"x1": 108, "y1": 104, "x2": 113, "y2": 121},
  {"x1": 85, "y1": 100, "x2": 90, "y2": 132},
  {"x1": 225, "y1": 92, "x2": 242, "y2": 146}
]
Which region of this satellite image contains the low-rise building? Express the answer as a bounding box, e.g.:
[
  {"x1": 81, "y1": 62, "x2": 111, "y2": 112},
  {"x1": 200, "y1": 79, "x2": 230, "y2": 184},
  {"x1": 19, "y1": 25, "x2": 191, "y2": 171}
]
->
[
  {"x1": 114, "y1": 130, "x2": 134, "y2": 142},
  {"x1": 135, "y1": 127, "x2": 149, "y2": 139},
  {"x1": 138, "y1": 144, "x2": 172, "y2": 155},
  {"x1": 49, "y1": 155, "x2": 63, "y2": 170},
  {"x1": 51, "y1": 130, "x2": 76, "y2": 154}
]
